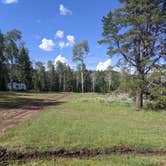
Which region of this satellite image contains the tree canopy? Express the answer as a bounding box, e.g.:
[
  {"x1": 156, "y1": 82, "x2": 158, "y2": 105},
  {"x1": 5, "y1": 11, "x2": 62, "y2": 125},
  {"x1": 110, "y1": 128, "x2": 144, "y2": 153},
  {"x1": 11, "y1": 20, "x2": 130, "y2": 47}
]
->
[{"x1": 99, "y1": 0, "x2": 166, "y2": 110}]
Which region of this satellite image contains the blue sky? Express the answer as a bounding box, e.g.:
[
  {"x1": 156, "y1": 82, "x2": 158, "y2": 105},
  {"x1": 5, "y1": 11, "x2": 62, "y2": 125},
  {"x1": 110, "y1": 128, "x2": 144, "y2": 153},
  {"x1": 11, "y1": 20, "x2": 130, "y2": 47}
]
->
[{"x1": 0, "y1": 0, "x2": 121, "y2": 70}]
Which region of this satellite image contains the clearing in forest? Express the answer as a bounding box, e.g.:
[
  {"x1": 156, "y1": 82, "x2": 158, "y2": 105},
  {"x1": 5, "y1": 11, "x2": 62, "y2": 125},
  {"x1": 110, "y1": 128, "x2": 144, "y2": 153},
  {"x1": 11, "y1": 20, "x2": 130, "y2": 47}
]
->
[{"x1": 0, "y1": 93, "x2": 166, "y2": 165}]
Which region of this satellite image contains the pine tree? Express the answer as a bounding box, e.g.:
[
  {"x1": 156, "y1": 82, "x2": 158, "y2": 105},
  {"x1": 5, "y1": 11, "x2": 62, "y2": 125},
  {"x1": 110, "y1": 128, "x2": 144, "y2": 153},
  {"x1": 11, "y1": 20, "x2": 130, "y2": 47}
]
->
[
  {"x1": 16, "y1": 44, "x2": 33, "y2": 89},
  {"x1": 72, "y1": 40, "x2": 89, "y2": 93},
  {"x1": 47, "y1": 61, "x2": 58, "y2": 91},
  {"x1": 4, "y1": 29, "x2": 22, "y2": 90},
  {"x1": 33, "y1": 62, "x2": 47, "y2": 91},
  {"x1": 99, "y1": 0, "x2": 166, "y2": 110},
  {"x1": 0, "y1": 31, "x2": 8, "y2": 90}
]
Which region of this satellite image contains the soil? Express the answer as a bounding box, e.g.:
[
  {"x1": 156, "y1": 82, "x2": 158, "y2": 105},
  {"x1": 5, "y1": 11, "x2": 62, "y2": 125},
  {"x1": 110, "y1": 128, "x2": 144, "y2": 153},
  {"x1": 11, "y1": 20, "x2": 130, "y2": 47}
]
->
[
  {"x1": 0, "y1": 93, "x2": 166, "y2": 165},
  {"x1": 0, "y1": 146, "x2": 166, "y2": 165},
  {"x1": 0, "y1": 93, "x2": 69, "y2": 133}
]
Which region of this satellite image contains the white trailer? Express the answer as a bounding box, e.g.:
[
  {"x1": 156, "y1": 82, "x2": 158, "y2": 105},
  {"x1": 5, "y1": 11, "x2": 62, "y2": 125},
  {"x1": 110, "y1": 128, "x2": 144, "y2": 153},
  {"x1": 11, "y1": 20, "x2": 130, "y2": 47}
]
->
[{"x1": 7, "y1": 82, "x2": 27, "y2": 91}]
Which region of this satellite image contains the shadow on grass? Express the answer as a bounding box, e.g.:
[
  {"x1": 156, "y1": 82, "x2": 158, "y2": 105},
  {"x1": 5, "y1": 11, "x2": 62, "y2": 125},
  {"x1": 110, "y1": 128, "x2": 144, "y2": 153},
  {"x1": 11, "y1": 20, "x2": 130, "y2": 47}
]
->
[{"x1": 0, "y1": 92, "x2": 66, "y2": 110}]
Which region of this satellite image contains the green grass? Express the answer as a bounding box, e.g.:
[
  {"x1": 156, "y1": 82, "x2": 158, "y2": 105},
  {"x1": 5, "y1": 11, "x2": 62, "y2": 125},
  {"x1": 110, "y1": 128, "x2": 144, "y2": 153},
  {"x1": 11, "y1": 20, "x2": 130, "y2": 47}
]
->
[
  {"x1": 0, "y1": 93, "x2": 165, "y2": 151},
  {"x1": 0, "y1": 92, "x2": 166, "y2": 165},
  {"x1": 9, "y1": 156, "x2": 166, "y2": 166}
]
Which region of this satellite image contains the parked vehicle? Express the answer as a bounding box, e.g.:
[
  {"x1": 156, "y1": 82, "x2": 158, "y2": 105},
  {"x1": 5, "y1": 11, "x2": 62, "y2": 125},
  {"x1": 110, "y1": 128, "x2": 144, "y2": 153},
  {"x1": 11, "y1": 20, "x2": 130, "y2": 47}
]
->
[{"x1": 7, "y1": 82, "x2": 27, "y2": 91}]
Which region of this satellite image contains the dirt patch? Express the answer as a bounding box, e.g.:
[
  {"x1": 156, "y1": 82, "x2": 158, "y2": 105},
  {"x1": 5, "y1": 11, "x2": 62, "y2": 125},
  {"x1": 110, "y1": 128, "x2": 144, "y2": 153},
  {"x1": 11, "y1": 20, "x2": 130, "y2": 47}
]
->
[
  {"x1": 0, "y1": 93, "x2": 69, "y2": 133},
  {"x1": 0, "y1": 146, "x2": 166, "y2": 165}
]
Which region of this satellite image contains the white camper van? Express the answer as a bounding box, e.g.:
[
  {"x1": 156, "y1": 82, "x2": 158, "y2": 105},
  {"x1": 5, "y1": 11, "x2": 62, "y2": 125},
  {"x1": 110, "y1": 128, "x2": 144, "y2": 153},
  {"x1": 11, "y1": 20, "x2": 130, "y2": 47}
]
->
[{"x1": 7, "y1": 82, "x2": 27, "y2": 91}]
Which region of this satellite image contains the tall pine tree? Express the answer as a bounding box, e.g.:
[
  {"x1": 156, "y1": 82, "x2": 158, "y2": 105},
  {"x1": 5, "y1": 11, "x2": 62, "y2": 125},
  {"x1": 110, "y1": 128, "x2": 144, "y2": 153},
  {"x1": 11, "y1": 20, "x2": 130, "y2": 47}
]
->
[{"x1": 99, "y1": 0, "x2": 166, "y2": 111}]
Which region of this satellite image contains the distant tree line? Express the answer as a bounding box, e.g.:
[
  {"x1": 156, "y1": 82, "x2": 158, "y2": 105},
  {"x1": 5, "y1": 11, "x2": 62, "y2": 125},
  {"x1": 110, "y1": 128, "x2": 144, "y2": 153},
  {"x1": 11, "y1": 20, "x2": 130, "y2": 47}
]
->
[
  {"x1": 32, "y1": 60, "x2": 122, "y2": 93},
  {"x1": 0, "y1": 30, "x2": 121, "y2": 93},
  {"x1": 0, "y1": 29, "x2": 32, "y2": 90},
  {"x1": 0, "y1": 1, "x2": 166, "y2": 112}
]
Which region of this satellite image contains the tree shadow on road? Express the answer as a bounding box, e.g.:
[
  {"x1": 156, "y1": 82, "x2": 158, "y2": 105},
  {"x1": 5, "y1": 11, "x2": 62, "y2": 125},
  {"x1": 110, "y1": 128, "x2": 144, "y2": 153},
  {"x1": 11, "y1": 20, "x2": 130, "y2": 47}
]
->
[{"x1": 0, "y1": 92, "x2": 66, "y2": 110}]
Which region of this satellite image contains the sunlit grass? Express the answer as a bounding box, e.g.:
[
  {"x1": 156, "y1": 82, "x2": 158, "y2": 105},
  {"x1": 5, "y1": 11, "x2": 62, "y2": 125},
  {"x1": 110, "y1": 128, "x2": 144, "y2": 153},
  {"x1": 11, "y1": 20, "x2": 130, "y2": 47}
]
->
[
  {"x1": 0, "y1": 93, "x2": 165, "y2": 152},
  {"x1": 9, "y1": 155, "x2": 166, "y2": 166}
]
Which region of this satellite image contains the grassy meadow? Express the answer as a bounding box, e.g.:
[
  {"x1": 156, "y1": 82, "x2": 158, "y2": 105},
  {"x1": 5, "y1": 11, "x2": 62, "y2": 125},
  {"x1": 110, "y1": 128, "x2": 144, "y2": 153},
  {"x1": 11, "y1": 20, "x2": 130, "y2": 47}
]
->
[
  {"x1": 0, "y1": 92, "x2": 166, "y2": 165},
  {"x1": 10, "y1": 156, "x2": 166, "y2": 166}
]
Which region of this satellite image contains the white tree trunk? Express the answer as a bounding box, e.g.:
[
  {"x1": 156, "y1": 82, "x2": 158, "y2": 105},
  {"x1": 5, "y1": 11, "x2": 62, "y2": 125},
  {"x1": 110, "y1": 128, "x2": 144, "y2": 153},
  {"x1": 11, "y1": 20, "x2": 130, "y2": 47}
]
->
[{"x1": 81, "y1": 71, "x2": 84, "y2": 93}]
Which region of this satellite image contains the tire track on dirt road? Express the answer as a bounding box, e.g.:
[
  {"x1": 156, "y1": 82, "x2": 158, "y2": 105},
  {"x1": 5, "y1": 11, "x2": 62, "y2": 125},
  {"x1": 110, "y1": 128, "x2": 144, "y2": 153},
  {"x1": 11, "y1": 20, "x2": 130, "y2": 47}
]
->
[
  {"x1": 0, "y1": 93, "x2": 70, "y2": 133},
  {"x1": 0, "y1": 146, "x2": 166, "y2": 165}
]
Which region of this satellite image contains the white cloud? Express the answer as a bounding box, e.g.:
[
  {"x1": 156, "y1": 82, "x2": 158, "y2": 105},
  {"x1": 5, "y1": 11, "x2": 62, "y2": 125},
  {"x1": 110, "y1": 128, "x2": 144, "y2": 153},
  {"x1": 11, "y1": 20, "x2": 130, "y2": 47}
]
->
[
  {"x1": 66, "y1": 35, "x2": 75, "y2": 47},
  {"x1": 55, "y1": 30, "x2": 64, "y2": 39},
  {"x1": 59, "y1": 4, "x2": 72, "y2": 15},
  {"x1": 125, "y1": 66, "x2": 136, "y2": 75},
  {"x1": 113, "y1": 65, "x2": 136, "y2": 74},
  {"x1": 56, "y1": 34, "x2": 75, "y2": 49},
  {"x1": 55, "y1": 31, "x2": 75, "y2": 49},
  {"x1": 1, "y1": 0, "x2": 18, "y2": 4},
  {"x1": 54, "y1": 54, "x2": 68, "y2": 65},
  {"x1": 39, "y1": 38, "x2": 55, "y2": 51},
  {"x1": 96, "y1": 59, "x2": 112, "y2": 71},
  {"x1": 113, "y1": 66, "x2": 121, "y2": 72},
  {"x1": 58, "y1": 41, "x2": 65, "y2": 50}
]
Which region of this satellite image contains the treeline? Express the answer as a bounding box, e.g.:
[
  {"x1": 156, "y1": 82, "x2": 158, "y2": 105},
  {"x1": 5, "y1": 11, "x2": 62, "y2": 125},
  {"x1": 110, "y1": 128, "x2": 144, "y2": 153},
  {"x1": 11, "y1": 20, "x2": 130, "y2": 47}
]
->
[
  {"x1": 33, "y1": 61, "x2": 121, "y2": 92},
  {"x1": 1, "y1": 1, "x2": 166, "y2": 111},
  {"x1": 0, "y1": 29, "x2": 121, "y2": 93},
  {"x1": 0, "y1": 29, "x2": 165, "y2": 110},
  {"x1": 0, "y1": 30, "x2": 32, "y2": 90}
]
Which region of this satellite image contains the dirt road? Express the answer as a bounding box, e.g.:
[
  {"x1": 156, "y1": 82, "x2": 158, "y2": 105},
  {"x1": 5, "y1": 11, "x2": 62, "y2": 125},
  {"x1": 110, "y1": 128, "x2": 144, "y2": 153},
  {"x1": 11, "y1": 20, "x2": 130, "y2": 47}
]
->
[{"x1": 0, "y1": 93, "x2": 69, "y2": 133}]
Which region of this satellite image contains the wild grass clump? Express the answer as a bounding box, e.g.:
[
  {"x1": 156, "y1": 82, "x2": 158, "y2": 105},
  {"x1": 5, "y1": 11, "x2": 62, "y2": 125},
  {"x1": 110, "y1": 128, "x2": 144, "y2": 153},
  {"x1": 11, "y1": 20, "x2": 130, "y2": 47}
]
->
[{"x1": 74, "y1": 93, "x2": 133, "y2": 106}]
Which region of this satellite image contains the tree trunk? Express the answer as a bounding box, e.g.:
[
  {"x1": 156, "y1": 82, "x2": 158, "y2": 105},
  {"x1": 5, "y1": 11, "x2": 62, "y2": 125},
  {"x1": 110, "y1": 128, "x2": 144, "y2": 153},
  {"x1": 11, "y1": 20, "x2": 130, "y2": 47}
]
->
[
  {"x1": 135, "y1": 87, "x2": 143, "y2": 111},
  {"x1": 92, "y1": 78, "x2": 95, "y2": 93},
  {"x1": 10, "y1": 58, "x2": 14, "y2": 91},
  {"x1": 108, "y1": 80, "x2": 111, "y2": 92},
  {"x1": 81, "y1": 71, "x2": 84, "y2": 93},
  {"x1": 59, "y1": 74, "x2": 62, "y2": 91},
  {"x1": 76, "y1": 74, "x2": 79, "y2": 92},
  {"x1": 63, "y1": 74, "x2": 66, "y2": 92},
  {"x1": 134, "y1": 24, "x2": 143, "y2": 111},
  {"x1": 108, "y1": 73, "x2": 112, "y2": 93}
]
